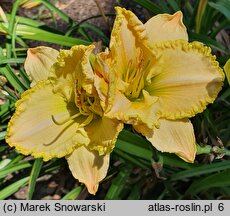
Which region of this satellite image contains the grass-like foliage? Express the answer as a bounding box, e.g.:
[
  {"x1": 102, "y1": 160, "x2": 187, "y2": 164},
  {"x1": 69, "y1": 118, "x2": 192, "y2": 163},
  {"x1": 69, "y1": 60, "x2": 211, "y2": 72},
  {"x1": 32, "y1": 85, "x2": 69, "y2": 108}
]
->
[{"x1": 0, "y1": 0, "x2": 230, "y2": 199}]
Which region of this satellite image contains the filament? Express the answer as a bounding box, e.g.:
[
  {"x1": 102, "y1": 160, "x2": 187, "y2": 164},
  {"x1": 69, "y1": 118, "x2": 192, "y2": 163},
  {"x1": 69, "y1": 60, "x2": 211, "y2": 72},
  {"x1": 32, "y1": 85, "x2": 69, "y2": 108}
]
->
[
  {"x1": 43, "y1": 121, "x2": 75, "y2": 146},
  {"x1": 80, "y1": 114, "x2": 94, "y2": 127},
  {"x1": 87, "y1": 97, "x2": 94, "y2": 106},
  {"x1": 44, "y1": 113, "x2": 94, "y2": 146},
  {"x1": 51, "y1": 112, "x2": 82, "y2": 125}
]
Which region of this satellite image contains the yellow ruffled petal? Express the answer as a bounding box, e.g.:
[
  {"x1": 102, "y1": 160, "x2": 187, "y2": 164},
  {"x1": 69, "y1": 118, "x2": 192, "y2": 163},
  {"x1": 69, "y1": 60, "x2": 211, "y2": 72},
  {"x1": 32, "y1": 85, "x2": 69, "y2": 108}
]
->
[
  {"x1": 94, "y1": 72, "x2": 109, "y2": 111},
  {"x1": 92, "y1": 51, "x2": 117, "y2": 112},
  {"x1": 224, "y1": 59, "x2": 230, "y2": 85},
  {"x1": 66, "y1": 146, "x2": 110, "y2": 195},
  {"x1": 24, "y1": 46, "x2": 59, "y2": 86},
  {"x1": 146, "y1": 40, "x2": 224, "y2": 120},
  {"x1": 145, "y1": 11, "x2": 188, "y2": 44},
  {"x1": 108, "y1": 7, "x2": 157, "y2": 103},
  {"x1": 110, "y1": 7, "x2": 150, "y2": 80},
  {"x1": 106, "y1": 90, "x2": 160, "y2": 129},
  {"x1": 49, "y1": 45, "x2": 95, "y2": 101},
  {"x1": 85, "y1": 116, "x2": 123, "y2": 155},
  {"x1": 6, "y1": 80, "x2": 89, "y2": 161},
  {"x1": 138, "y1": 118, "x2": 196, "y2": 163}
]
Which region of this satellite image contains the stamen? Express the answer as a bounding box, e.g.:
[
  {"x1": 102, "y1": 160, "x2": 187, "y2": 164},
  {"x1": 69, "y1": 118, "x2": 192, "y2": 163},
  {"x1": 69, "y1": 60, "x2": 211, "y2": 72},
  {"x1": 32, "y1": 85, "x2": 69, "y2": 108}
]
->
[
  {"x1": 79, "y1": 106, "x2": 90, "y2": 115},
  {"x1": 87, "y1": 97, "x2": 94, "y2": 106},
  {"x1": 80, "y1": 93, "x2": 85, "y2": 104},
  {"x1": 80, "y1": 113, "x2": 94, "y2": 127},
  {"x1": 143, "y1": 59, "x2": 151, "y2": 73},
  {"x1": 43, "y1": 134, "x2": 61, "y2": 146},
  {"x1": 51, "y1": 112, "x2": 82, "y2": 125},
  {"x1": 128, "y1": 65, "x2": 139, "y2": 81},
  {"x1": 43, "y1": 121, "x2": 75, "y2": 146},
  {"x1": 125, "y1": 60, "x2": 133, "y2": 82},
  {"x1": 133, "y1": 75, "x2": 144, "y2": 98},
  {"x1": 44, "y1": 110, "x2": 94, "y2": 147}
]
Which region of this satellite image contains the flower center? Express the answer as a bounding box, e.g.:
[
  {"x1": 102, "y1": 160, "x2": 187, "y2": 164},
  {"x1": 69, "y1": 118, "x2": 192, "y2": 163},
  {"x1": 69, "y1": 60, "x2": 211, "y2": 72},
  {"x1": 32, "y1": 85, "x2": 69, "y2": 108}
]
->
[
  {"x1": 75, "y1": 87, "x2": 103, "y2": 116},
  {"x1": 124, "y1": 60, "x2": 144, "y2": 99},
  {"x1": 123, "y1": 53, "x2": 150, "y2": 100}
]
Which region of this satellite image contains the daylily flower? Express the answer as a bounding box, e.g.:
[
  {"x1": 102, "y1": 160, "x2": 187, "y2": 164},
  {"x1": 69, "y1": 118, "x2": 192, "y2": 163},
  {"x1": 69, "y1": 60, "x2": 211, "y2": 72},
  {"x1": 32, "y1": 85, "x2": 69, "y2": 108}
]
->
[
  {"x1": 224, "y1": 59, "x2": 230, "y2": 85},
  {"x1": 6, "y1": 45, "x2": 123, "y2": 194},
  {"x1": 103, "y1": 7, "x2": 224, "y2": 162}
]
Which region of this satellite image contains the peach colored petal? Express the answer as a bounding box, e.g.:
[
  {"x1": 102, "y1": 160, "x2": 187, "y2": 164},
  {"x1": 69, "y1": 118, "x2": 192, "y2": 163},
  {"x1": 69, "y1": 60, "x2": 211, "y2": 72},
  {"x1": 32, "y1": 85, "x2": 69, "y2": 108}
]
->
[
  {"x1": 6, "y1": 80, "x2": 89, "y2": 161},
  {"x1": 146, "y1": 40, "x2": 224, "y2": 120},
  {"x1": 67, "y1": 146, "x2": 110, "y2": 195},
  {"x1": 25, "y1": 46, "x2": 58, "y2": 86},
  {"x1": 145, "y1": 11, "x2": 188, "y2": 44},
  {"x1": 136, "y1": 118, "x2": 196, "y2": 163}
]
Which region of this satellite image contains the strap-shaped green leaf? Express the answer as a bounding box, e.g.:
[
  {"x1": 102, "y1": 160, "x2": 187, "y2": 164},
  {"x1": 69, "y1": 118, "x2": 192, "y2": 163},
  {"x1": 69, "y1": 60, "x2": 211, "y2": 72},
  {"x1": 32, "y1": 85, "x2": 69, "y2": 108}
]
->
[
  {"x1": 0, "y1": 176, "x2": 29, "y2": 199},
  {"x1": 27, "y1": 158, "x2": 43, "y2": 200}
]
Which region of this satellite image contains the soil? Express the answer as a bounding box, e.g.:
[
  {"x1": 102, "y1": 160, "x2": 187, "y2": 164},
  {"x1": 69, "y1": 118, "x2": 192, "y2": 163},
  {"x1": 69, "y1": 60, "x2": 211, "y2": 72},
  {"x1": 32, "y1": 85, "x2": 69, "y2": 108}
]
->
[{"x1": 1, "y1": 0, "x2": 117, "y2": 32}]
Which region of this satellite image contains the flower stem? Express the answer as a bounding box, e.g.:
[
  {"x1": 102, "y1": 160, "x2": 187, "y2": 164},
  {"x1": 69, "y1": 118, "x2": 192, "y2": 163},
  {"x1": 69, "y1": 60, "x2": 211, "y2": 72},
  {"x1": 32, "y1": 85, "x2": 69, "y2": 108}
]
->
[{"x1": 196, "y1": 144, "x2": 230, "y2": 156}]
